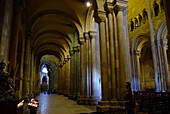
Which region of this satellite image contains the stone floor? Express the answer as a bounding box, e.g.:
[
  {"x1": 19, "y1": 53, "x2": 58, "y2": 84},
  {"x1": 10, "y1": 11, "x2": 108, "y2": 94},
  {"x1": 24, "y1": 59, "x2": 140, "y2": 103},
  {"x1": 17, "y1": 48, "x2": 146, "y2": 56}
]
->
[{"x1": 36, "y1": 93, "x2": 96, "y2": 114}]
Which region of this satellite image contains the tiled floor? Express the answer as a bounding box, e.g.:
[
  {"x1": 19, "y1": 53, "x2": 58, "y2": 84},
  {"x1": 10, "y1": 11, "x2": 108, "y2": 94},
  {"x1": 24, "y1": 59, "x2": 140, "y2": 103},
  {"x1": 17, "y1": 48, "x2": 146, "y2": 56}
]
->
[{"x1": 36, "y1": 93, "x2": 96, "y2": 114}]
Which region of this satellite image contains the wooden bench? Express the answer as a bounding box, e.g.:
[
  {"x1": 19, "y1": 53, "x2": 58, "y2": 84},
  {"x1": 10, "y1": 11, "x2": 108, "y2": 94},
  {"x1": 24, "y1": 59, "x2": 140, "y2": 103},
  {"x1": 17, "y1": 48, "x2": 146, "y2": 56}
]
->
[{"x1": 135, "y1": 91, "x2": 170, "y2": 113}]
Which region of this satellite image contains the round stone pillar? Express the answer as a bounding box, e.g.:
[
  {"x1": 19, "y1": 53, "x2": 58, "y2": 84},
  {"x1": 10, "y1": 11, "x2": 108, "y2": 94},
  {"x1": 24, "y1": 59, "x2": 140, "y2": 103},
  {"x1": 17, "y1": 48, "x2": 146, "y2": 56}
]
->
[
  {"x1": 23, "y1": 32, "x2": 31, "y2": 101},
  {"x1": 115, "y1": 3, "x2": 129, "y2": 100},
  {"x1": 160, "y1": 39, "x2": 169, "y2": 91},
  {"x1": 89, "y1": 31, "x2": 101, "y2": 105},
  {"x1": 68, "y1": 50, "x2": 75, "y2": 99},
  {"x1": 105, "y1": 2, "x2": 117, "y2": 101},
  {"x1": 94, "y1": 11, "x2": 110, "y2": 112},
  {"x1": 77, "y1": 37, "x2": 86, "y2": 104},
  {"x1": 94, "y1": 11, "x2": 109, "y2": 102}
]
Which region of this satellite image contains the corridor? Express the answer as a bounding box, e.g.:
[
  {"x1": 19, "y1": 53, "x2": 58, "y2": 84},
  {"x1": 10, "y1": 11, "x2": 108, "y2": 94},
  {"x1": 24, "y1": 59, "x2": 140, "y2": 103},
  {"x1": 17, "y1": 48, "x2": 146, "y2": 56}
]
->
[{"x1": 36, "y1": 93, "x2": 96, "y2": 114}]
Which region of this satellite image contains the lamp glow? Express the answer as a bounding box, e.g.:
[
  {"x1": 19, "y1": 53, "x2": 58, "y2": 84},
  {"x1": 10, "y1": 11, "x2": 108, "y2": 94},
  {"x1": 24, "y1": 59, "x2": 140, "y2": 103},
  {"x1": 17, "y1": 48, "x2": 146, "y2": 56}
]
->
[{"x1": 86, "y1": 2, "x2": 91, "y2": 7}]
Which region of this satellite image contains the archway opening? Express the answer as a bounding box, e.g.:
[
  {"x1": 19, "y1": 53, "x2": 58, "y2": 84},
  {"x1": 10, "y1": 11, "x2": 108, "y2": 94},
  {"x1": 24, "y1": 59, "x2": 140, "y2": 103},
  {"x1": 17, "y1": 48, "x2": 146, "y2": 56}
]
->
[
  {"x1": 140, "y1": 46, "x2": 155, "y2": 91},
  {"x1": 40, "y1": 64, "x2": 50, "y2": 92}
]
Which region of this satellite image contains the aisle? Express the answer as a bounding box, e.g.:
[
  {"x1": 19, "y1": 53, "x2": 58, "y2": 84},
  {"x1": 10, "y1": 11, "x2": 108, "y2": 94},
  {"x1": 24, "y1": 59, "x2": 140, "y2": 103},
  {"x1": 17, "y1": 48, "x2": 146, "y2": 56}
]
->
[{"x1": 36, "y1": 93, "x2": 96, "y2": 114}]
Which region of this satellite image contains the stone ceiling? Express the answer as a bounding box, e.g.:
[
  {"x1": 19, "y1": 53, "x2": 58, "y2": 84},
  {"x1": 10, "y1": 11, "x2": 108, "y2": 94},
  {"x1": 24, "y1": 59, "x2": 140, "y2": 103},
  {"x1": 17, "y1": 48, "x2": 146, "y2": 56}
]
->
[{"x1": 26, "y1": 0, "x2": 89, "y2": 61}]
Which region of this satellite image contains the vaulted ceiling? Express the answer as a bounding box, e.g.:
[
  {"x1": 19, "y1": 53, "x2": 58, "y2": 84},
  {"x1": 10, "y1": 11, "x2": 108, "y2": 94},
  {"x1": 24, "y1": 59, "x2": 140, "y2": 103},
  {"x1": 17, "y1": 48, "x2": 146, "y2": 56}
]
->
[{"x1": 26, "y1": 0, "x2": 90, "y2": 61}]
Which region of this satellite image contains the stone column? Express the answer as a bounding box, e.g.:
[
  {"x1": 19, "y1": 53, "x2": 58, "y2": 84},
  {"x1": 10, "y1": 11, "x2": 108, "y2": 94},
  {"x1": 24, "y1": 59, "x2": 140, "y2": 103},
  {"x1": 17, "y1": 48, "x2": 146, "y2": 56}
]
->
[
  {"x1": 73, "y1": 47, "x2": 78, "y2": 99},
  {"x1": 76, "y1": 46, "x2": 81, "y2": 97},
  {"x1": 9, "y1": 2, "x2": 22, "y2": 72},
  {"x1": 64, "y1": 58, "x2": 69, "y2": 96},
  {"x1": 33, "y1": 59, "x2": 36, "y2": 95},
  {"x1": 84, "y1": 32, "x2": 91, "y2": 98},
  {"x1": 82, "y1": 34, "x2": 88, "y2": 101},
  {"x1": 160, "y1": 39, "x2": 170, "y2": 91},
  {"x1": 105, "y1": 2, "x2": 117, "y2": 101},
  {"x1": 77, "y1": 37, "x2": 86, "y2": 104},
  {"x1": 62, "y1": 60, "x2": 66, "y2": 95},
  {"x1": 89, "y1": 31, "x2": 100, "y2": 105},
  {"x1": 164, "y1": 0, "x2": 170, "y2": 48},
  {"x1": 67, "y1": 55, "x2": 71, "y2": 96},
  {"x1": 133, "y1": 50, "x2": 141, "y2": 91},
  {"x1": 148, "y1": 0, "x2": 160, "y2": 92},
  {"x1": 23, "y1": 32, "x2": 31, "y2": 101},
  {"x1": 29, "y1": 50, "x2": 34, "y2": 98},
  {"x1": 68, "y1": 50, "x2": 75, "y2": 99},
  {"x1": 94, "y1": 11, "x2": 109, "y2": 111},
  {"x1": 84, "y1": 32, "x2": 91, "y2": 104},
  {"x1": 115, "y1": 3, "x2": 128, "y2": 100},
  {"x1": 58, "y1": 63, "x2": 63, "y2": 94},
  {"x1": 35, "y1": 61, "x2": 40, "y2": 95}
]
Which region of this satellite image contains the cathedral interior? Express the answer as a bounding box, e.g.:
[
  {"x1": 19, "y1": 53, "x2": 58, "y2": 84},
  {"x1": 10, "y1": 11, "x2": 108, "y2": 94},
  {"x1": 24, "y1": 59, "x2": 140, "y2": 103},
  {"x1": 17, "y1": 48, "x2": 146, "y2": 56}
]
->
[{"x1": 0, "y1": 0, "x2": 170, "y2": 113}]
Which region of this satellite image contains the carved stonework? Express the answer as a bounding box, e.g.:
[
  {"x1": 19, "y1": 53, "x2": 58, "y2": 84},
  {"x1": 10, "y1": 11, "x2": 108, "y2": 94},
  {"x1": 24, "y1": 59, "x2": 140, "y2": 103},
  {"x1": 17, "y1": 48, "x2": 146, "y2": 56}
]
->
[
  {"x1": 113, "y1": 1, "x2": 128, "y2": 15},
  {"x1": 134, "y1": 50, "x2": 141, "y2": 57},
  {"x1": 104, "y1": 2, "x2": 115, "y2": 15},
  {"x1": 69, "y1": 50, "x2": 74, "y2": 56},
  {"x1": 88, "y1": 31, "x2": 98, "y2": 40},
  {"x1": 79, "y1": 37, "x2": 85, "y2": 45},
  {"x1": 94, "y1": 11, "x2": 106, "y2": 23},
  {"x1": 160, "y1": 39, "x2": 168, "y2": 50},
  {"x1": 0, "y1": 61, "x2": 15, "y2": 100}
]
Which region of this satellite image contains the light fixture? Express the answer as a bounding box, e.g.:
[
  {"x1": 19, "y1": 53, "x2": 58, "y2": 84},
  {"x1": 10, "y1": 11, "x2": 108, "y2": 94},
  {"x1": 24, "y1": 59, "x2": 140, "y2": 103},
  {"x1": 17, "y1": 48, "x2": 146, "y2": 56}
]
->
[{"x1": 86, "y1": 2, "x2": 91, "y2": 7}]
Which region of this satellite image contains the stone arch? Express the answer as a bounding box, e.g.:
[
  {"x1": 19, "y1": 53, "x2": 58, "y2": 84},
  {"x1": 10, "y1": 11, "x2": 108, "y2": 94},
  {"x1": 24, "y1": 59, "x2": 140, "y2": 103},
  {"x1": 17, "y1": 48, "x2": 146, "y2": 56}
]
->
[
  {"x1": 156, "y1": 21, "x2": 169, "y2": 91},
  {"x1": 27, "y1": 10, "x2": 84, "y2": 43},
  {"x1": 40, "y1": 64, "x2": 50, "y2": 91},
  {"x1": 91, "y1": 0, "x2": 105, "y2": 11},
  {"x1": 32, "y1": 30, "x2": 72, "y2": 46},
  {"x1": 85, "y1": 6, "x2": 95, "y2": 31},
  {"x1": 27, "y1": 10, "x2": 82, "y2": 31},
  {"x1": 131, "y1": 34, "x2": 155, "y2": 91}
]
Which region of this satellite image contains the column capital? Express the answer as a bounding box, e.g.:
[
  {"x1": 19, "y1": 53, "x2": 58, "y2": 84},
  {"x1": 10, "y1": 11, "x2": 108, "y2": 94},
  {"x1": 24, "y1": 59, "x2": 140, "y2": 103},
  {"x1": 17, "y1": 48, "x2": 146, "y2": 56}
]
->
[
  {"x1": 104, "y1": 2, "x2": 116, "y2": 14},
  {"x1": 69, "y1": 50, "x2": 74, "y2": 56},
  {"x1": 77, "y1": 46, "x2": 80, "y2": 52},
  {"x1": 134, "y1": 50, "x2": 141, "y2": 56},
  {"x1": 73, "y1": 46, "x2": 78, "y2": 53},
  {"x1": 59, "y1": 64, "x2": 63, "y2": 68},
  {"x1": 88, "y1": 31, "x2": 98, "y2": 40},
  {"x1": 73, "y1": 46, "x2": 80, "y2": 52},
  {"x1": 79, "y1": 37, "x2": 85, "y2": 45},
  {"x1": 63, "y1": 61, "x2": 66, "y2": 65},
  {"x1": 67, "y1": 55, "x2": 71, "y2": 60},
  {"x1": 64, "y1": 58, "x2": 69, "y2": 63},
  {"x1": 84, "y1": 32, "x2": 90, "y2": 41},
  {"x1": 160, "y1": 39, "x2": 168, "y2": 50},
  {"x1": 94, "y1": 11, "x2": 106, "y2": 23},
  {"x1": 160, "y1": 39, "x2": 168, "y2": 45},
  {"x1": 113, "y1": 1, "x2": 128, "y2": 15}
]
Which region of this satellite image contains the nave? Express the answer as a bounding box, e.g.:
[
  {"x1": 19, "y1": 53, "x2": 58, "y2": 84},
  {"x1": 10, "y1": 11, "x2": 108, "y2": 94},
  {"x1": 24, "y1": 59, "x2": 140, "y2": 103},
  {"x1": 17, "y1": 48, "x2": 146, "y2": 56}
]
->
[{"x1": 36, "y1": 93, "x2": 96, "y2": 114}]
